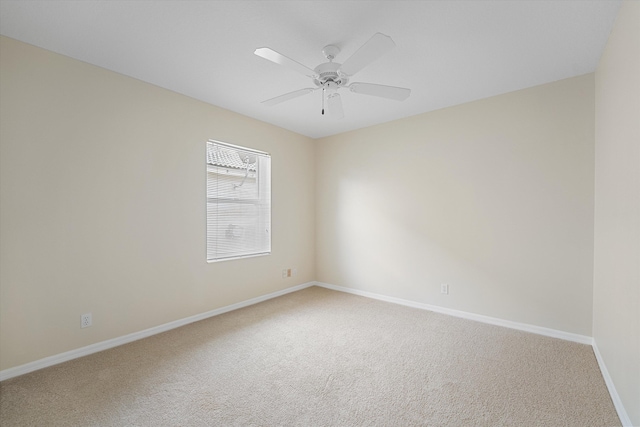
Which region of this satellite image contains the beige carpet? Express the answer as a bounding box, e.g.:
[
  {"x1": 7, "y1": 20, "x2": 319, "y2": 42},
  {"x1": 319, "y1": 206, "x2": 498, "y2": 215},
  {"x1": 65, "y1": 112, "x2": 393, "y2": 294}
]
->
[{"x1": 0, "y1": 286, "x2": 620, "y2": 426}]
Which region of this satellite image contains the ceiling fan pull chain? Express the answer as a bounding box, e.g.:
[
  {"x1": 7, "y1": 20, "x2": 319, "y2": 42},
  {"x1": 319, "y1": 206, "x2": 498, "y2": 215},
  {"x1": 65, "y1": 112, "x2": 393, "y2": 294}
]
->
[{"x1": 322, "y1": 88, "x2": 325, "y2": 115}]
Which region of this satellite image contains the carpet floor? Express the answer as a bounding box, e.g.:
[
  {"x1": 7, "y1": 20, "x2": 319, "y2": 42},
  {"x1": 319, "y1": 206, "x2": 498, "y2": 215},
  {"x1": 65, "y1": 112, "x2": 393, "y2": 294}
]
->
[{"x1": 0, "y1": 286, "x2": 620, "y2": 426}]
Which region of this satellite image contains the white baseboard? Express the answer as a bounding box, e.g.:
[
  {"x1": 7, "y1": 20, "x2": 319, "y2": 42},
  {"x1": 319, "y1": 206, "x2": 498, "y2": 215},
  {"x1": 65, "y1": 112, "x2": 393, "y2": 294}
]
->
[
  {"x1": 0, "y1": 281, "x2": 315, "y2": 382},
  {"x1": 4, "y1": 280, "x2": 630, "y2": 426},
  {"x1": 314, "y1": 282, "x2": 593, "y2": 345},
  {"x1": 592, "y1": 340, "x2": 633, "y2": 426}
]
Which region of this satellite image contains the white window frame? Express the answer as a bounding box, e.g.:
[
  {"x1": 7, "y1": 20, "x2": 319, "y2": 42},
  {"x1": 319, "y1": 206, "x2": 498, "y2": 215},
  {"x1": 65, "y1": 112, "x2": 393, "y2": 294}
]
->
[{"x1": 206, "y1": 140, "x2": 271, "y2": 262}]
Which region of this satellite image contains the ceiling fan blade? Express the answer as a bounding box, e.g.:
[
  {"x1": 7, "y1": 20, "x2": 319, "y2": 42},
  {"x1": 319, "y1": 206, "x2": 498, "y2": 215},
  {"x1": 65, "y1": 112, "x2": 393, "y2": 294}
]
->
[
  {"x1": 254, "y1": 47, "x2": 318, "y2": 78},
  {"x1": 327, "y1": 93, "x2": 344, "y2": 119},
  {"x1": 349, "y1": 82, "x2": 411, "y2": 101},
  {"x1": 261, "y1": 88, "x2": 316, "y2": 106},
  {"x1": 338, "y1": 33, "x2": 396, "y2": 77}
]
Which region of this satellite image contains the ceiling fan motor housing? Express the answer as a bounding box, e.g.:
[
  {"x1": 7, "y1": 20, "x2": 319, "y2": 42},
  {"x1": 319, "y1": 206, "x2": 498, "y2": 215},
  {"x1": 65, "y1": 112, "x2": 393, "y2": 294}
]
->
[{"x1": 313, "y1": 62, "x2": 348, "y2": 88}]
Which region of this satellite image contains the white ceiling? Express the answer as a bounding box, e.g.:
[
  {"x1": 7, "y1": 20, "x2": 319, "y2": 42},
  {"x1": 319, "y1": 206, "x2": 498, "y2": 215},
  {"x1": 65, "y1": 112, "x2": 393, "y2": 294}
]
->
[{"x1": 0, "y1": 0, "x2": 621, "y2": 139}]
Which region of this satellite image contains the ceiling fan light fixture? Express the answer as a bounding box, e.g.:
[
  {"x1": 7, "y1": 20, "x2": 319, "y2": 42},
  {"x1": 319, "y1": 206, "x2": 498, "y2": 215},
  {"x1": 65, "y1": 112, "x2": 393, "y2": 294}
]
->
[{"x1": 324, "y1": 81, "x2": 339, "y2": 94}]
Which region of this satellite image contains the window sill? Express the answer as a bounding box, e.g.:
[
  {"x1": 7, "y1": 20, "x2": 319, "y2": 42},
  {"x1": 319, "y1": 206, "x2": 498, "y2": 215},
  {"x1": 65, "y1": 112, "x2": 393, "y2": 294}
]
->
[{"x1": 207, "y1": 252, "x2": 271, "y2": 263}]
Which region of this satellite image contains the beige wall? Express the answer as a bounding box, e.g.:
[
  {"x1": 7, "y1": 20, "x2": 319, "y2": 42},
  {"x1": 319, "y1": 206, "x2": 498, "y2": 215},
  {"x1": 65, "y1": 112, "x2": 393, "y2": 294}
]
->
[
  {"x1": 316, "y1": 74, "x2": 595, "y2": 336},
  {"x1": 594, "y1": 1, "x2": 640, "y2": 425},
  {"x1": 0, "y1": 36, "x2": 316, "y2": 370}
]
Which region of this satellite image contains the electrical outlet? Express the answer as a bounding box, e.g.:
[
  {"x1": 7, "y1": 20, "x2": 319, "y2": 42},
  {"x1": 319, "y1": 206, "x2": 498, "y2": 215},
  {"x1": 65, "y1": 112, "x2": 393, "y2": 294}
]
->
[
  {"x1": 441, "y1": 284, "x2": 449, "y2": 295},
  {"x1": 282, "y1": 269, "x2": 288, "y2": 278},
  {"x1": 292, "y1": 267, "x2": 298, "y2": 277},
  {"x1": 81, "y1": 313, "x2": 92, "y2": 328}
]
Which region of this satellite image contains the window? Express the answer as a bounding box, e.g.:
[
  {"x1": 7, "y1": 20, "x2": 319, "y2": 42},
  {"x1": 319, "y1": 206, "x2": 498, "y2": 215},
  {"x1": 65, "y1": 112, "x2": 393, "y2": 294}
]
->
[{"x1": 206, "y1": 140, "x2": 271, "y2": 262}]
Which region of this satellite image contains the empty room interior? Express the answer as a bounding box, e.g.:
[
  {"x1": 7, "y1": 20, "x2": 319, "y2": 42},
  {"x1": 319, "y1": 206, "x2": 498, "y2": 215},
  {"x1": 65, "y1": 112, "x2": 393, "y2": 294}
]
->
[{"x1": 0, "y1": 1, "x2": 638, "y2": 426}]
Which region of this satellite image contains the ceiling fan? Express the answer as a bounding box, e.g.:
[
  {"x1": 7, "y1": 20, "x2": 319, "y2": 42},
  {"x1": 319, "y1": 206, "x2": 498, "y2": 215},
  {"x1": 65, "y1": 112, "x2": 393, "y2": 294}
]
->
[{"x1": 254, "y1": 33, "x2": 411, "y2": 119}]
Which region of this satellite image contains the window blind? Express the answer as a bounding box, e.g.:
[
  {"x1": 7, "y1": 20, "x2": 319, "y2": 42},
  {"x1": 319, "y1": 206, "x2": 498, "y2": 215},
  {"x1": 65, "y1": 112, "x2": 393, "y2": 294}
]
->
[{"x1": 206, "y1": 141, "x2": 271, "y2": 262}]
